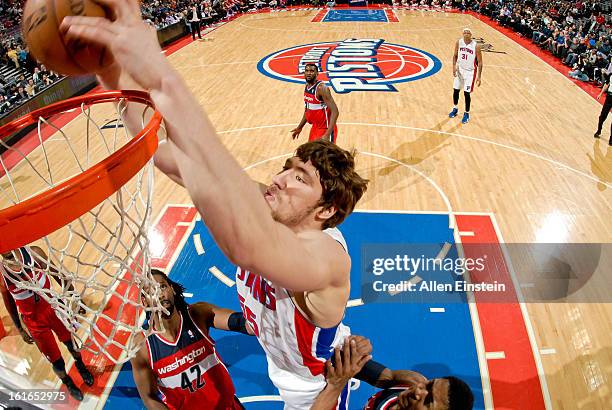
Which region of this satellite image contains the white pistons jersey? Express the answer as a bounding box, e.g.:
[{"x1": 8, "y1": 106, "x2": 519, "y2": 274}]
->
[
  {"x1": 457, "y1": 38, "x2": 477, "y2": 71},
  {"x1": 235, "y1": 227, "x2": 351, "y2": 409}
]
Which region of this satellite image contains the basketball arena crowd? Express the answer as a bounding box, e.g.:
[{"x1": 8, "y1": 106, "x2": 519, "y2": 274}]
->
[{"x1": 0, "y1": 0, "x2": 611, "y2": 117}]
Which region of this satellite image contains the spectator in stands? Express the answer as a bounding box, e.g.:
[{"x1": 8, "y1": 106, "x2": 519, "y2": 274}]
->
[
  {"x1": 25, "y1": 79, "x2": 36, "y2": 97},
  {"x1": 32, "y1": 67, "x2": 41, "y2": 84},
  {"x1": 6, "y1": 44, "x2": 18, "y2": 69},
  {"x1": 41, "y1": 74, "x2": 53, "y2": 87},
  {"x1": 0, "y1": 95, "x2": 11, "y2": 115}
]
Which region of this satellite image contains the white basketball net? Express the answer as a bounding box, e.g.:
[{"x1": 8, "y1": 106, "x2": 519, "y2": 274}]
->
[{"x1": 0, "y1": 96, "x2": 165, "y2": 364}]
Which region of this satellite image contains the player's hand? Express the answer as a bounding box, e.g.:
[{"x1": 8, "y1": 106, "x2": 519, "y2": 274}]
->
[
  {"x1": 60, "y1": 0, "x2": 172, "y2": 91},
  {"x1": 350, "y1": 335, "x2": 373, "y2": 357},
  {"x1": 291, "y1": 127, "x2": 302, "y2": 139},
  {"x1": 597, "y1": 93, "x2": 603, "y2": 100},
  {"x1": 324, "y1": 337, "x2": 371, "y2": 388},
  {"x1": 19, "y1": 328, "x2": 33, "y2": 344},
  {"x1": 396, "y1": 382, "x2": 429, "y2": 409},
  {"x1": 476, "y1": 77, "x2": 482, "y2": 87},
  {"x1": 453, "y1": 65, "x2": 458, "y2": 77}
]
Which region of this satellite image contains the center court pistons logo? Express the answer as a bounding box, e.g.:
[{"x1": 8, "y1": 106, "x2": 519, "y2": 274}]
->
[{"x1": 257, "y1": 38, "x2": 442, "y2": 93}]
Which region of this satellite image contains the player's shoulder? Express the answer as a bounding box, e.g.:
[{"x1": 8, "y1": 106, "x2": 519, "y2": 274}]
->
[
  {"x1": 131, "y1": 332, "x2": 150, "y2": 364},
  {"x1": 297, "y1": 229, "x2": 350, "y2": 269}
]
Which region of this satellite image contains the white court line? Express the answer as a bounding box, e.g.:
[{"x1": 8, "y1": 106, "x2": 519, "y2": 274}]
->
[
  {"x1": 177, "y1": 221, "x2": 192, "y2": 227},
  {"x1": 363, "y1": 152, "x2": 455, "y2": 229},
  {"x1": 430, "y1": 307, "x2": 445, "y2": 313},
  {"x1": 436, "y1": 242, "x2": 452, "y2": 259},
  {"x1": 459, "y1": 231, "x2": 475, "y2": 236},
  {"x1": 193, "y1": 234, "x2": 205, "y2": 255},
  {"x1": 239, "y1": 395, "x2": 283, "y2": 403},
  {"x1": 220, "y1": 122, "x2": 609, "y2": 188},
  {"x1": 485, "y1": 351, "x2": 506, "y2": 360},
  {"x1": 347, "y1": 298, "x2": 364, "y2": 308},
  {"x1": 540, "y1": 348, "x2": 556, "y2": 355},
  {"x1": 209, "y1": 266, "x2": 235, "y2": 287}
]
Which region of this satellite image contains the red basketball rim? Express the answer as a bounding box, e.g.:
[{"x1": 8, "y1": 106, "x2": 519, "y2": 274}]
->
[{"x1": 0, "y1": 90, "x2": 161, "y2": 253}]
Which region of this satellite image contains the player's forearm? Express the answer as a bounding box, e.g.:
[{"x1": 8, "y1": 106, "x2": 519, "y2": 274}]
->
[
  {"x1": 328, "y1": 106, "x2": 339, "y2": 131},
  {"x1": 8, "y1": 308, "x2": 21, "y2": 330},
  {"x1": 297, "y1": 111, "x2": 307, "y2": 128},
  {"x1": 143, "y1": 396, "x2": 169, "y2": 410},
  {"x1": 311, "y1": 383, "x2": 346, "y2": 410},
  {"x1": 2, "y1": 293, "x2": 22, "y2": 330}
]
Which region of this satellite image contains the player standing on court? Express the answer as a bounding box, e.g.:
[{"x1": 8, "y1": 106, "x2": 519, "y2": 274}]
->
[
  {"x1": 0, "y1": 247, "x2": 94, "y2": 401},
  {"x1": 449, "y1": 28, "x2": 483, "y2": 124},
  {"x1": 61, "y1": 2, "x2": 367, "y2": 408},
  {"x1": 131, "y1": 270, "x2": 249, "y2": 409},
  {"x1": 291, "y1": 63, "x2": 340, "y2": 143}
]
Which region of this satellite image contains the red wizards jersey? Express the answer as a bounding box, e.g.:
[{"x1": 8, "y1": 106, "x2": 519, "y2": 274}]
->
[
  {"x1": 0, "y1": 247, "x2": 51, "y2": 316},
  {"x1": 145, "y1": 308, "x2": 239, "y2": 410},
  {"x1": 304, "y1": 81, "x2": 331, "y2": 128}
]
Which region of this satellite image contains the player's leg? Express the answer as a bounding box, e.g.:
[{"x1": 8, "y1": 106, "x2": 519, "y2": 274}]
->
[
  {"x1": 49, "y1": 308, "x2": 95, "y2": 386},
  {"x1": 449, "y1": 74, "x2": 462, "y2": 118},
  {"x1": 595, "y1": 93, "x2": 612, "y2": 138},
  {"x1": 461, "y1": 70, "x2": 475, "y2": 124},
  {"x1": 462, "y1": 91, "x2": 472, "y2": 124},
  {"x1": 26, "y1": 318, "x2": 84, "y2": 401}
]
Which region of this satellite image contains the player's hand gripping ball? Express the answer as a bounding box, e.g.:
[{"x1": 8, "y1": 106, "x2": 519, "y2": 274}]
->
[{"x1": 22, "y1": 0, "x2": 113, "y2": 75}]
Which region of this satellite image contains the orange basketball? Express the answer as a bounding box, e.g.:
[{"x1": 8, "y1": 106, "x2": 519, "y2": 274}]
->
[{"x1": 22, "y1": 0, "x2": 113, "y2": 75}]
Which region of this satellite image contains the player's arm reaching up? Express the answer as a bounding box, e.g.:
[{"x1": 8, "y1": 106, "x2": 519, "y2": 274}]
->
[
  {"x1": 61, "y1": 0, "x2": 347, "y2": 293},
  {"x1": 317, "y1": 83, "x2": 339, "y2": 142}
]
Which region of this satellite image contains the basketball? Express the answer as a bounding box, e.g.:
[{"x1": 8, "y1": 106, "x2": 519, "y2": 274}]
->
[{"x1": 21, "y1": 0, "x2": 112, "y2": 75}]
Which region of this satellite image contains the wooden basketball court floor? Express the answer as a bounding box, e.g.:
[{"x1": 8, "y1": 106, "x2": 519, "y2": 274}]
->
[{"x1": 0, "y1": 7, "x2": 610, "y2": 410}]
